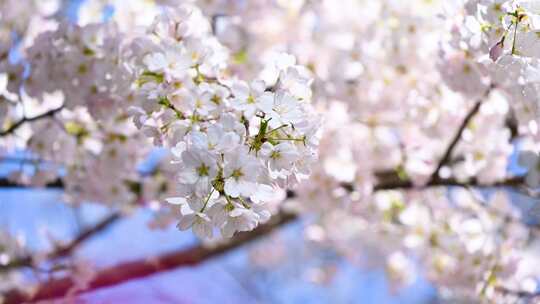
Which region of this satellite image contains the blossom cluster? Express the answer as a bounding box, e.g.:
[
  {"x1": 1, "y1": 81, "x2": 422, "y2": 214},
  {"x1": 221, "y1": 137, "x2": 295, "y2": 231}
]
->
[
  {"x1": 439, "y1": 0, "x2": 540, "y2": 189},
  {"x1": 24, "y1": 22, "x2": 130, "y2": 113},
  {"x1": 1, "y1": 13, "x2": 176, "y2": 207},
  {"x1": 126, "y1": 6, "x2": 320, "y2": 238},
  {"x1": 441, "y1": 0, "x2": 540, "y2": 133}
]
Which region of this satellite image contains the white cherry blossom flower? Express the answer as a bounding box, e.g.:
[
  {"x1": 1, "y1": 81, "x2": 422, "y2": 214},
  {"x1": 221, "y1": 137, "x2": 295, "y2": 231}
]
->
[
  {"x1": 177, "y1": 148, "x2": 217, "y2": 196},
  {"x1": 223, "y1": 148, "x2": 261, "y2": 198},
  {"x1": 231, "y1": 79, "x2": 267, "y2": 118},
  {"x1": 177, "y1": 204, "x2": 213, "y2": 239},
  {"x1": 258, "y1": 91, "x2": 304, "y2": 129},
  {"x1": 221, "y1": 203, "x2": 260, "y2": 238},
  {"x1": 260, "y1": 142, "x2": 300, "y2": 173},
  {"x1": 143, "y1": 44, "x2": 192, "y2": 80}
]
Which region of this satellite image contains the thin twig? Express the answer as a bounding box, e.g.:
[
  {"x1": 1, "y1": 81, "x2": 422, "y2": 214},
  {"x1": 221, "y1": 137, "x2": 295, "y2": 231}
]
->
[
  {"x1": 430, "y1": 85, "x2": 494, "y2": 181},
  {"x1": 0, "y1": 213, "x2": 121, "y2": 273},
  {"x1": 0, "y1": 106, "x2": 64, "y2": 137}
]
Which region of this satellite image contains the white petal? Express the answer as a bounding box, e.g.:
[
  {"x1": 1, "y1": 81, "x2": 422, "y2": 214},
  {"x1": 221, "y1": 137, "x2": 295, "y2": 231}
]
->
[
  {"x1": 165, "y1": 197, "x2": 187, "y2": 205},
  {"x1": 177, "y1": 214, "x2": 196, "y2": 231},
  {"x1": 257, "y1": 92, "x2": 275, "y2": 112},
  {"x1": 260, "y1": 142, "x2": 274, "y2": 158},
  {"x1": 251, "y1": 79, "x2": 266, "y2": 94},
  {"x1": 178, "y1": 169, "x2": 199, "y2": 184},
  {"x1": 144, "y1": 53, "x2": 166, "y2": 71},
  {"x1": 224, "y1": 179, "x2": 241, "y2": 198},
  {"x1": 250, "y1": 184, "x2": 275, "y2": 204},
  {"x1": 193, "y1": 221, "x2": 212, "y2": 239}
]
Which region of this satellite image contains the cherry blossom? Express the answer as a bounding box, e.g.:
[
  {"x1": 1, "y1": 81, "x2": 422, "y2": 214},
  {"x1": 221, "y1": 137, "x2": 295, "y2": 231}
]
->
[{"x1": 2, "y1": 0, "x2": 540, "y2": 302}]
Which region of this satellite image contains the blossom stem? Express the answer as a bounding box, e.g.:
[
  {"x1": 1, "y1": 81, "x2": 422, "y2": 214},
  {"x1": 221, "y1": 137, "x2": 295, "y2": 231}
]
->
[
  {"x1": 511, "y1": 19, "x2": 519, "y2": 55},
  {"x1": 267, "y1": 124, "x2": 289, "y2": 134},
  {"x1": 199, "y1": 188, "x2": 216, "y2": 212},
  {"x1": 238, "y1": 196, "x2": 250, "y2": 209},
  {"x1": 271, "y1": 137, "x2": 304, "y2": 142}
]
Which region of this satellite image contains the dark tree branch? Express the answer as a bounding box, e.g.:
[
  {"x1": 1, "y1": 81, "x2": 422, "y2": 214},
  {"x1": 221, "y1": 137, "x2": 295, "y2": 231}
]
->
[
  {"x1": 0, "y1": 213, "x2": 120, "y2": 273},
  {"x1": 1, "y1": 212, "x2": 296, "y2": 304},
  {"x1": 495, "y1": 286, "x2": 540, "y2": 299},
  {"x1": 505, "y1": 111, "x2": 519, "y2": 140},
  {"x1": 0, "y1": 174, "x2": 526, "y2": 191},
  {"x1": 372, "y1": 176, "x2": 525, "y2": 191},
  {"x1": 0, "y1": 106, "x2": 64, "y2": 137},
  {"x1": 430, "y1": 86, "x2": 494, "y2": 181},
  {"x1": 0, "y1": 178, "x2": 64, "y2": 188}
]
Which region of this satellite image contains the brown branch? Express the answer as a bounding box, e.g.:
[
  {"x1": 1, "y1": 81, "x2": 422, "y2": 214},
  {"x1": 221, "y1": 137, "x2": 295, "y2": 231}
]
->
[
  {"x1": 0, "y1": 213, "x2": 120, "y2": 273},
  {"x1": 0, "y1": 106, "x2": 64, "y2": 137},
  {"x1": 505, "y1": 111, "x2": 519, "y2": 140},
  {"x1": 0, "y1": 173, "x2": 526, "y2": 191},
  {"x1": 1, "y1": 212, "x2": 296, "y2": 304},
  {"x1": 0, "y1": 178, "x2": 64, "y2": 188},
  {"x1": 430, "y1": 86, "x2": 494, "y2": 181},
  {"x1": 495, "y1": 286, "x2": 540, "y2": 299},
  {"x1": 372, "y1": 175, "x2": 525, "y2": 191}
]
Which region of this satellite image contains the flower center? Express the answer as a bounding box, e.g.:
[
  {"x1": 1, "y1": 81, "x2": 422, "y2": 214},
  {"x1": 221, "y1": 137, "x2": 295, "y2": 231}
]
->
[
  {"x1": 270, "y1": 151, "x2": 281, "y2": 159},
  {"x1": 211, "y1": 94, "x2": 221, "y2": 105},
  {"x1": 197, "y1": 164, "x2": 210, "y2": 176},
  {"x1": 231, "y1": 169, "x2": 244, "y2": 180}
]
